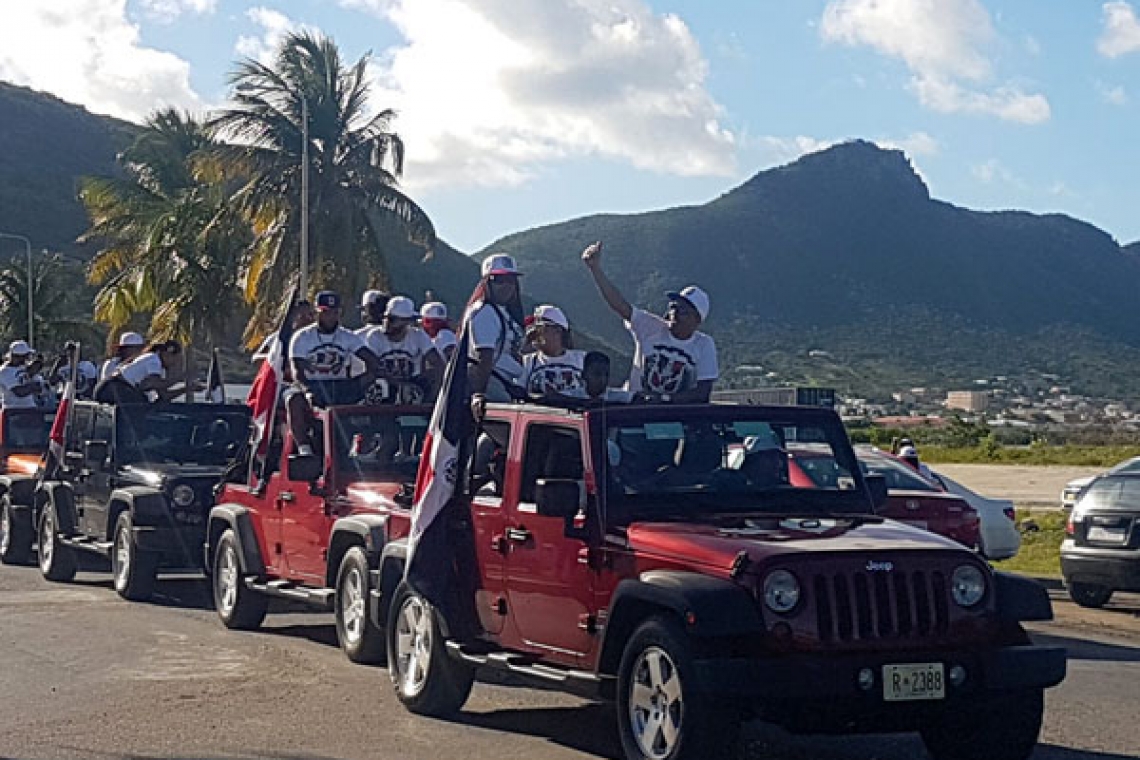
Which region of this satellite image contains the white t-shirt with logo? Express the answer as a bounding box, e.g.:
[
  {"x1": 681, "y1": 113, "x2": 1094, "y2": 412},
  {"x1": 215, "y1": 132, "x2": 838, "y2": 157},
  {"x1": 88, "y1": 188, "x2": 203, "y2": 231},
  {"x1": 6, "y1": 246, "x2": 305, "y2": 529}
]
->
[
  {"x1": 466, "y1": 302, "x2": 524, "y2": 384},
  {"x1": 57, "y1": 360, "x2": 99, "y2": 395},
  {"x1": 289, "y1": 325, "x2": 364, "y2": 380},
  {"x1": 360, "y1": 326, "x2": 437, "y2": 381},
  {"x1": 433, "y1": 328, "x2": 458, "y2": 356},
  {"x1": 118, "y1": 352, "x2": 165, "y2": 388},
  {"x1": 523, "y1": 350, "x2": 586, "y2": 396},
  {"x1": 625, "y1": 308, "x2": 718, "y2": 395},
  {"x1": 0, "y1": 363, "x2": 37, "y2": 408}
]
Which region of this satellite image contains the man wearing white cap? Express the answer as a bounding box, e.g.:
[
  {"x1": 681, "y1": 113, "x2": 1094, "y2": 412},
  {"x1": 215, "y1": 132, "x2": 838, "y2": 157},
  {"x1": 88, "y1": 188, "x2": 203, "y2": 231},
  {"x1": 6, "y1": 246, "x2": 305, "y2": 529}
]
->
[
  {"x1": 100, "y1": 331, "x2": 146, "y2": 383},
  {"x1": 0, "y1": 341, "x2": 43, "y2": 409},
  {"x1": 357, "y1": 289, "x2": 389, "y2": 335},
  {"x1": 361, "y1": 295, "x2": 442, "y2": 403},
  {"x1": 583, "y1": 241, "x2": 718, "y2": 402},
  {"x1": 420, "y1": 301, "x2": 457, "y2": 360},
  {"x1": 522, "y1": 305, "x2": 586, "y2": 397},
  {"x1": 468, "y1": 254, "x2": 526, "y2": 409}
]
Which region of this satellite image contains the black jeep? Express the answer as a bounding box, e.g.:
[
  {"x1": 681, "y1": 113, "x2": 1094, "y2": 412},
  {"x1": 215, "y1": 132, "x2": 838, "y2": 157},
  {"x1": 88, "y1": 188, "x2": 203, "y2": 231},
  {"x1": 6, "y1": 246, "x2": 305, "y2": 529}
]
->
[{"x1": 33, "y1": 401, "x2": 250, "y2": 600}]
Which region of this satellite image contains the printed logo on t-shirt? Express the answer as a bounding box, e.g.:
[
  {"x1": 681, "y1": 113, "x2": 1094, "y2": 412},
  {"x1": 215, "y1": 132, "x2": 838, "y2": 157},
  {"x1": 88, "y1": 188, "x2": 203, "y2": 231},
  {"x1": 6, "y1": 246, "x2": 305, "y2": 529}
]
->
[
  {"x1": 378, "y1": 349, "x2": 417, "y2": 381},
  {"x1": 305, "y1": 344, "x2": 351, "y2": 377},
  {"x1": 527, "y1": 363, "x2": 585, "y2": 396},
  {"x1": 642, "y1": 344, "x2": 696, "y2": 394}
]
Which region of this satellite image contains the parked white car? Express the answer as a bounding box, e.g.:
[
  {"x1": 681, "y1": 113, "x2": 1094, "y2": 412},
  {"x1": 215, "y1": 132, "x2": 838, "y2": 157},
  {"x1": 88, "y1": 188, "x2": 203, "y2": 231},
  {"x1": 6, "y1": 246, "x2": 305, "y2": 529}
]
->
[{"x1": 930, "y1": 470, "x2": 1021, "y2": 561}]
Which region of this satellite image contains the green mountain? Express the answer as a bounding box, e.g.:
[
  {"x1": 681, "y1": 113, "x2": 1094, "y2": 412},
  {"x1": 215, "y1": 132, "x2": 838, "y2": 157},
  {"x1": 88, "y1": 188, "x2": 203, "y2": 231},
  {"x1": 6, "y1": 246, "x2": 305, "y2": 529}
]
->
[
  {"x1": 481, "y1": 141, "x2": 1140, "y2": 399},
  {"x1": 0, "y1": 82, "x2": 137, "y2": 255}
]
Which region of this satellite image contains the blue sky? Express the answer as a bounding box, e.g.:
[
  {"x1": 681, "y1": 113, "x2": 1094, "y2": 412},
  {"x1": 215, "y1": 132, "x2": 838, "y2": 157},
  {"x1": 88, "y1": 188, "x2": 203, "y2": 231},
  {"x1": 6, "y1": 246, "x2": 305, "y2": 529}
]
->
[{"x1": 2, "y1": 0, "x2": 1137, "y2": 252}]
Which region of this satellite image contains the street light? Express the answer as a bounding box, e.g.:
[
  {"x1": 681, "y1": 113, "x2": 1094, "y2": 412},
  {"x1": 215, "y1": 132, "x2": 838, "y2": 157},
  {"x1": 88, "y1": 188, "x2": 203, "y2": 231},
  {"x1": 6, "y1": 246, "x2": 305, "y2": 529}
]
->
[{"x1": 0, "y1": 232, "x2": 33, "y2": 347}]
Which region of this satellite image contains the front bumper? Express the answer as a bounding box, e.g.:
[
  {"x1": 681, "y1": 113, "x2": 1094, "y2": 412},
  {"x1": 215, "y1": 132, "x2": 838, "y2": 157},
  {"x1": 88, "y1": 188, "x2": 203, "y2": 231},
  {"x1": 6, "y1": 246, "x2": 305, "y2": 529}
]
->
[
  {"x1": 132, "y1": 525, "x2": 207, "y2": 571},
  {"x1": 1061, "y1": 551, "x2": 1140, "y2": 591},
  {"x1": 693, "y1": 644, "x2": 1064, "y2": 729}
]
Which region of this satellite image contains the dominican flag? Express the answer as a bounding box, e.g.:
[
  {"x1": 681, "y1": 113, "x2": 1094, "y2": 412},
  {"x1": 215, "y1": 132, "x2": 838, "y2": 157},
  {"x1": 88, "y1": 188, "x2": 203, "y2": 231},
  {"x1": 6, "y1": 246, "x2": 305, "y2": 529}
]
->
[
  {"x1": 405, "y1": 326, "x2": 478, "y2": 635},
  {"x1": 38, "y1": 345, "x2": 79, "y2": 483},
  {"x1": 206, "y1": 348, "x2": 225, "y2": 403},
  {"x1": 247, "y1": 286, "x2": 300, "y2": 484}
]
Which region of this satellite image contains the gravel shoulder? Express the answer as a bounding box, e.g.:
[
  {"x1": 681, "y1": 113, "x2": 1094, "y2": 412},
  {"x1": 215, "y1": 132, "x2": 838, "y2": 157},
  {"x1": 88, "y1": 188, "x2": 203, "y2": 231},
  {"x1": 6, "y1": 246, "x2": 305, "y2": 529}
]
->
[{"x1": 931, "y1": 463, "x2": 1105, "y2": 508}]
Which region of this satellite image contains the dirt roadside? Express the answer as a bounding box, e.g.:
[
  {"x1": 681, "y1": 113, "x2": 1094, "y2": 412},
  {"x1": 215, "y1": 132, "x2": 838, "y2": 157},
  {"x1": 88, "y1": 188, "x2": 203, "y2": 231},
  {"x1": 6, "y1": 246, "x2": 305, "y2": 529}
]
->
[{"x1": 932, "y1": 463, "x2": 1105, "y2": 508}]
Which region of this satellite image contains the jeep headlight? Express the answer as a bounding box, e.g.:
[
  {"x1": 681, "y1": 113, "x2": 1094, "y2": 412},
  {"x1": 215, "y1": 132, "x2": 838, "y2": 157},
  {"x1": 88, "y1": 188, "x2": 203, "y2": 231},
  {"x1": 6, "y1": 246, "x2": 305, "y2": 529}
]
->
[
  {"x1": 763, "y1": 569, "x2": 801, "y2": 614},
  {"x1": 171, "y1": 484, "x2": 196, "y2": 508},
  {"x1": 951, "y1": 564, "x2": 986, "y2": 607}
]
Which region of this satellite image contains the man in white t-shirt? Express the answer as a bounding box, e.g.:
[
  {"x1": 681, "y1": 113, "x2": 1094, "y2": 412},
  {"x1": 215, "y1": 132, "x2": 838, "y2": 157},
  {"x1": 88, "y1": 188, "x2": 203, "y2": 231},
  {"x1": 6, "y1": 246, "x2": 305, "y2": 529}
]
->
[
  {"x1": 420, "y1": 301, "x2": 458, "y2": 360},
  {"x1": 583, "y1": 241, "x2": 718, "y2": 402},
  {"x1": 360, "y1": 295, "x2": 442, "y2": 403},
  {"x1": 521, "y1": 305, "x2": 586, "y2": 397},
  {"x1": 287, "y1": 291, "x2": 382, "y2": 457},
  {"x1": 0, "y1": 341, "x2": 43, "y2": 409}
]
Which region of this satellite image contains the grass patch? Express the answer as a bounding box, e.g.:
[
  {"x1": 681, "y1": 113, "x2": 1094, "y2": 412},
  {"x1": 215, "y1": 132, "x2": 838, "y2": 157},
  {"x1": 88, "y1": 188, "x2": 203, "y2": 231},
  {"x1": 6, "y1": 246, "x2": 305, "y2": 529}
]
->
[
  {"x1": 992, "y1": 510, "x2": 1066, "y2": 578},
  {"x1": 922, "y1": 445, "x2": 1140, "y2": 467}
]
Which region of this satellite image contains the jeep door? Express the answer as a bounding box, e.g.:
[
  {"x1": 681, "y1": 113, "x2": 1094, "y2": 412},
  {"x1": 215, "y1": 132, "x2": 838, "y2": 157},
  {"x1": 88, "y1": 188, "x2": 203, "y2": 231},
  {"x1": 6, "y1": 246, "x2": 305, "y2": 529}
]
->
[
  {"x1": 81, "y1": 405, "x2": 115, "y2": 539},
  {"x1": 63, "y1": 404, "x2": 94, "y2": 535},
  {"x1": 468, "y1": 414, "x2": 513, "y2": 635},
  {"x1": 503, "y1": 420, "x2": 596, "y2": 662},
  {"x1": 279, "y1": 421, "x2": 332, "y2": 582}
]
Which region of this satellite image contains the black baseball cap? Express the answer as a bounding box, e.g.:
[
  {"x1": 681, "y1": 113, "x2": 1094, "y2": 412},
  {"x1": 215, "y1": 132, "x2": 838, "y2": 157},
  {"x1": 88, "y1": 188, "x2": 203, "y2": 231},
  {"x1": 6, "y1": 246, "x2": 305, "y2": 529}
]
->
[{"x1": 315, "y1": 291, "x2": 341, "y2": 311}]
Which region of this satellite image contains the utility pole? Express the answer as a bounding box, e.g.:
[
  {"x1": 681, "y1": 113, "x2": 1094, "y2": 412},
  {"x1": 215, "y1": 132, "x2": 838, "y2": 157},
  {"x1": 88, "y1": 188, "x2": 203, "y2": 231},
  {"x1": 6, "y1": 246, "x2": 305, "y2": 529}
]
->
[
  {"x1": 300, "y1": 94, "x2": 310, "y2": 298},
  {"x1": 0, "y1": 232, "x2": 33, "y2": 346}
]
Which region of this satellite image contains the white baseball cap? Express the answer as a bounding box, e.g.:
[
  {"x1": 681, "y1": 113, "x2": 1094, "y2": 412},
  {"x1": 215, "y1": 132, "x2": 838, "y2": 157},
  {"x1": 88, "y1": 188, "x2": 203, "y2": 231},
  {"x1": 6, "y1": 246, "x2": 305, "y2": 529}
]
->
[
  {"x1": 666, "y1": 285, "x2": 710, "y2": 322},
  {"x1": 8, "y1": 340, "x2": 32, "y2": 356},
  {"x1": 117, "y1": 331, "x2": 145, "y2": 347},
  {"x1": 361, "y1": 289, "x2": 387, "y2": 308},
  {"x1": 384, "y1": 295, "x2": 418, "y2": 319},
  {"x1": 481, "y1": 253, "x2": 522, "y2": 277},
  {"x1": 899, "y1": 445, "x2": 919, "y2": 459},
  {"x1": 421, "y1": 301, "x2": 448, "y2": 320},
  {"x1": 532, "y1": 304, "x2": 569, "y2": 330}
]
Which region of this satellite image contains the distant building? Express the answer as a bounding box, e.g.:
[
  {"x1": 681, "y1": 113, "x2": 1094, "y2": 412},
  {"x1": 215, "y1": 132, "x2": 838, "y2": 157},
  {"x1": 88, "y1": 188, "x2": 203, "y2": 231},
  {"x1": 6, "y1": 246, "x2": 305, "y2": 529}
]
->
[
  {"x1": 946, "y1": 390, "x2": 990, "y2": 413},
  {"x1": 714, "y1": 387, "x2": 836, "y2": 409}
]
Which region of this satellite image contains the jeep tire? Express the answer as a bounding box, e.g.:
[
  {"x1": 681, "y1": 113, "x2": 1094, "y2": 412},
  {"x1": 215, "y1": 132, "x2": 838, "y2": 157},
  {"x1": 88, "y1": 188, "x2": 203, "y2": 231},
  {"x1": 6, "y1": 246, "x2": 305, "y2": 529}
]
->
[
  {"x1": 921, "y1": 688, "x2": 1043, "y2": 760},
  {"x1": 616, "y1": 616, "x2": 741, "y2": 760},
  {"x1": 1067, "y1": 582, "x2": 1113, "y2": 609},
  {"x1": 112, "y1": 512, "x2": 159, "y2": 601},
  {"x1": 1, "y1": 495, "x2": 33, "y2": 565},
  {"x1": 335, "y1": 546, "x2": 386, "y2": 664},
  {"x1": 212, "y1": 529, "x2": 267, "y2": 630},
  {"x1": 387, "y1": 582, "x2": 473, "y2": 716},
  {"x1": 38, "y1": 502, "x2": 76, "y2": 582}
]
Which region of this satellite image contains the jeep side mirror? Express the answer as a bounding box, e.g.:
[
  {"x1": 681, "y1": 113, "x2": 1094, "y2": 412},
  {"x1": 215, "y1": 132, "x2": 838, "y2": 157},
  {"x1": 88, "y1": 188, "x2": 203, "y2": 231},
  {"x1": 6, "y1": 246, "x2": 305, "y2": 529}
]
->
[
  {"x1": 535, "y1": 479, "x2": 582, "y2": 519},
  {"x1": 83, "y1": 440, "x2": 108, "y2": 467},
  {"x1": 287, "y1": 454, "x2": 323, "y2": 483},
  {"x1": 865, "y1": 473, "x2": 889, "y2": 512}
]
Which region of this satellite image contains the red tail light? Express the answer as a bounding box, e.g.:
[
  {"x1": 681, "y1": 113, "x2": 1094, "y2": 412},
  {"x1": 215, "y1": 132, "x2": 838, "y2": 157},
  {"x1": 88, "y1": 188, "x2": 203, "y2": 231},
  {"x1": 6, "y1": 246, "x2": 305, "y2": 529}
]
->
[
  {"x1": 1065, "y1": 519, "x2": 1074, "y2": 536},
  {"x1": 1003, "y1": 507, "x2": 1016, "y2": 522}
]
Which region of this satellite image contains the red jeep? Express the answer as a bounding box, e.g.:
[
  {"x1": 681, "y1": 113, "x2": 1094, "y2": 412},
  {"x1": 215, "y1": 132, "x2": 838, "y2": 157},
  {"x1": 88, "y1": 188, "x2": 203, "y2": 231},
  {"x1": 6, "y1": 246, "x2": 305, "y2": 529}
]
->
[
  {"x1": 383, "y1": 403, "x2": 1064, "y2": 760},
  {"x1": 205, "y1": 404, "x2": 430, "y2": 663}
]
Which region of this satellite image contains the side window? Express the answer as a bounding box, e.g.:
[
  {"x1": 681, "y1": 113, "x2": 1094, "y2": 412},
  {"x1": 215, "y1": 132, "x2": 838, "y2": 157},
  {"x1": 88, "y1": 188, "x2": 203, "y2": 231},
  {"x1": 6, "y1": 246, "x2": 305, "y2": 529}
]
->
[
  {"x1": 92, "y1": 407, "x2": 113, "y2": 443},
  {"x1": 67, "y1": 406, "x2": 93, "y2": 451},
  {"x1": 471, "y1": 420, "x2": 512, "y2": 498},
  {"x1": 520, "y1": 425, "x2": 583, "y2": 505}
]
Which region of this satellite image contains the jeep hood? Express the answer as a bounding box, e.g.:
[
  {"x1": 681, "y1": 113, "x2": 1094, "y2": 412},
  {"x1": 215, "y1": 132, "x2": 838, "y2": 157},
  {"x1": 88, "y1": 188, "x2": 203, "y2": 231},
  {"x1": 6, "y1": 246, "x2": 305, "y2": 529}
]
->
[
  {"x1": 120, "y1": 463, "x2": 226, "y2": 485},
  {"x1": 626, "y1": 515, "x2": 964, "y2": 572}
]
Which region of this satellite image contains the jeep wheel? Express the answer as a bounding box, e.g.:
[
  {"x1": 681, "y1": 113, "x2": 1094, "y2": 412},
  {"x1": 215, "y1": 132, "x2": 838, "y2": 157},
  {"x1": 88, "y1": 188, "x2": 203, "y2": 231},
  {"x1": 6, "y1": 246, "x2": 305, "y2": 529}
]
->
[
  {"x1": 212, "y1": 529, "x2": 267, "y2": 630},
  {"x1": 1, "y1": 496, "x2": 33, "y2": 565},
  {"x1": 617, "y1": 617, "x2": 740, "y2": 760},
  {"x1": 387, "y1": 582, "x2": 473, "y2": 716},
  {"x1": 1068, "y1": 582, "x2": 1113, "y2": 609},
  {"x1": 335, "y1": 546, "x2": 386, "y2": 664},
  {"x1": 921, "y1": 688, "x2": 1043, "y2": 760},
  {"x1": 112, "y1": 513, "x2": 158, "y2": 601},
  {"x1": 38, "y1": 503, "x2": 76, "y2": 582}
]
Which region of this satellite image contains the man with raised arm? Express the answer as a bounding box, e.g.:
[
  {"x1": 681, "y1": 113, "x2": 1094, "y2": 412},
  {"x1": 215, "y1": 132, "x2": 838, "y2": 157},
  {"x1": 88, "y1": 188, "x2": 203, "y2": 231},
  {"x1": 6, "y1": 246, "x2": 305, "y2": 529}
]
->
[{"x1": 582, "y1": 240, "x2": 718, "y2": 403}]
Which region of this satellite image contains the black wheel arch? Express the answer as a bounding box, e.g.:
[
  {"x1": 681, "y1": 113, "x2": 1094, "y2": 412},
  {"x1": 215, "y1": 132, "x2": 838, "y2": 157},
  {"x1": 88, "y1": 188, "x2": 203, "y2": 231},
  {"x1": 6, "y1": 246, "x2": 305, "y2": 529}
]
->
[
  {"x1": 325, "y1": 513, "x2": 390, "y2": 588},
  {"x1": 597, "y1": 570, "x2": 762, "y2": 679},
  {"x1": 37, "y1": 482, "x2": 78, "y2": 535},
  {"x1": 106, "y1": 487, "x2": 168, "y2": 538},
  {"x1": 370, "y1": 539, "x2": 408, "y2": 630},
  {"x1": 206, "y1": 504, "x2": 266, "y2": 577},
  {"x1": 993, "y1": 571, "x2": 1053, "y2": 622}
]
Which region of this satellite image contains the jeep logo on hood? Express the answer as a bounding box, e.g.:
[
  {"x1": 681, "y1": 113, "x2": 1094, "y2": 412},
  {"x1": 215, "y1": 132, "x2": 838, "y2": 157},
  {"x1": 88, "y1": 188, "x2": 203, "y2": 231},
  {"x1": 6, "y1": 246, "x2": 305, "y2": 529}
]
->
[{"x1": 866, "y1": 560, "x2": 894, "y2": 573}]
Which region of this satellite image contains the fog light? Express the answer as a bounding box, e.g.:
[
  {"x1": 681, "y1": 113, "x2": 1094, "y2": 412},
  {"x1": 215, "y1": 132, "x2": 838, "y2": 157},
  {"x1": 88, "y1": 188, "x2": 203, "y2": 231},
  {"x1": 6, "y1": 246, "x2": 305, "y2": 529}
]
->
[
  {"x1": 949, "y1": 665, "x2": 967, "y2": 687},
  {"x1": 857, "y1": 668, "x2": 875, "y2": 691}
]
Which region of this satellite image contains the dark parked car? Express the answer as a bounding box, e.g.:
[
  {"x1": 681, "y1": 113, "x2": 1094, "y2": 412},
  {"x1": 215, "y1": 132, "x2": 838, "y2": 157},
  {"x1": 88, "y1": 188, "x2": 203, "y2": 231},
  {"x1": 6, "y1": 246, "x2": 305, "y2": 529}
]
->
[{"x1": 1061, "y1": 473, "x2": 1140, "y2": 608}]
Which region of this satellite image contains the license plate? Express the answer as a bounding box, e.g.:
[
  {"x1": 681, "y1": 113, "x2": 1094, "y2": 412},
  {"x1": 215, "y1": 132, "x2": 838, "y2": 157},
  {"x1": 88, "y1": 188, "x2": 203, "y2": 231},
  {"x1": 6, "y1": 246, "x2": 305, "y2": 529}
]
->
[
  {"x1": 883, "y1": 663, "x2": 945, "y2": 702},
  {"x1": 1088, "y1": 525, "x2": 1126, "y2": 543}
]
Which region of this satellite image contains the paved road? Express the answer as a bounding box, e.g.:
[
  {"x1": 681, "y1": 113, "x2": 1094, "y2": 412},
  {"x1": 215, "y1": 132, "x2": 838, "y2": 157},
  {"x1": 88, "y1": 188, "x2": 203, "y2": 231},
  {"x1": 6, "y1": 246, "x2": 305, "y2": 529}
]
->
[
  {"x1": 932, "y1": 464, "x2": 1105, "y2": 508},
  {"x1": 1, "y1": 563, "x2": 1138, "y2": 760}
]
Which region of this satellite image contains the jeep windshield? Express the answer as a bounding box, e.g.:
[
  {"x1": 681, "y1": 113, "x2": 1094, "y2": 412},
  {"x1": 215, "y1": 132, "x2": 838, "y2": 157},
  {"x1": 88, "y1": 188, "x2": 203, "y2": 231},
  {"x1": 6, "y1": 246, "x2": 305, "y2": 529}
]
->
[
  {"x1": 2, "y1": 408, "x2": 55, "y2": 452},
  {"x1": 595, "y1": 405, "x2": 873, "y2": 521},
  {"x1": 116, "y1": 405, "x2": 251, "y2": 466},
  {"x1": 330, "y1": 409, "x2": 429, "y2": 484}
]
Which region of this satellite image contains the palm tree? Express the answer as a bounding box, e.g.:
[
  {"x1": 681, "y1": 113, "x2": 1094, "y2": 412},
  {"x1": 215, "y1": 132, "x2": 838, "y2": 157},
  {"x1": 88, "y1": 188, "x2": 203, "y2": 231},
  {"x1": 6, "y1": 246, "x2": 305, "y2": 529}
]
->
[
  {"x1": 79, "y1": 109, "x2": 249, "y2": 348},
  {"x1": 210, "y1": 30, "x2": 436, "y2": 338},
  {"x1": 0, "y1": 254, "x2": 102, "y2": 349}
]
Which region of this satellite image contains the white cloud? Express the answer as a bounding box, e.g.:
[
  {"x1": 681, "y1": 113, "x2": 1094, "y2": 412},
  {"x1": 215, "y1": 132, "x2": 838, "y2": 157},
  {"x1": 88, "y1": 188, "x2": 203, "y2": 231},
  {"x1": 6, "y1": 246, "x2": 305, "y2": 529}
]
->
[
  {"x1": 1096, "y1": 80, "x2": 1129, "y2": 105},
  {"x1": 0, "y1": 1, "x2": 202, "y2": 122},
  {"x1": 972, "y1": 159, "x2": 1026, "y2": 189},
  {"x1": 820, "y1": 0, "x2": 1050, "y2": 124},
  {"x1": 342, "y1": 0, "x2": 736, "y2": 190},
  {"x1": 1098, "y1": 2, "x2": 1140, "y2": 57},
  {"x1": 879, "y1": 130, "x2": 940, "y2": 158},
  {"x1": 136, "y1": 0, "x2": 217, "y2": 24},
  {"x1": 757, "y1": 136, "x2": 836, "y2": 165},
  {"x1": 235, "y1": 7, "x2": 299, "y2": 63}
]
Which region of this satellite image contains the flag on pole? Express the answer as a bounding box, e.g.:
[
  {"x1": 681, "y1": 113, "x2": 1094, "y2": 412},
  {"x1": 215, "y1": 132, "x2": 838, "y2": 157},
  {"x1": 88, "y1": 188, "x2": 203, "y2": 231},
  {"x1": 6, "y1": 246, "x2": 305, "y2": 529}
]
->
[
  {"x1": 404, "y1": 325, "x2": 478, "y2": 634},
  {"x1": 37, "y1": 344, "x2": 80, "y2": 483},
  {"x1": 206, "y1": 348, "x2": 225, "y2": 403},
  {"x1": 247, "y1": 286, "x2": 300, "y2": 485}
]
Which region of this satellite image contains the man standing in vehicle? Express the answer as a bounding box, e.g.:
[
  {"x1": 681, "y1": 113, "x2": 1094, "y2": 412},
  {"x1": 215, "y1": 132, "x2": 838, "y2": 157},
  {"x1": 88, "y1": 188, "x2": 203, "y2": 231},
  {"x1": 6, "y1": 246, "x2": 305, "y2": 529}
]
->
[
  {"x1": 582, "y1": 241, "x2": 718, "y2": 402},
  {"x1": 0, "y1": 341, "x2": 43, "y2": 409}
]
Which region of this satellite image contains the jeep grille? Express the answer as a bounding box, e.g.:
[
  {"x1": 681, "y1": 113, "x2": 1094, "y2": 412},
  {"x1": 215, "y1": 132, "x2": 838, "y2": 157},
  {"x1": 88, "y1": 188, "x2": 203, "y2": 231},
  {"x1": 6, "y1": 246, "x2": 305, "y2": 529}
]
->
[{"x1": 812, "y1": 569, "x2": 949, "y2": 643}]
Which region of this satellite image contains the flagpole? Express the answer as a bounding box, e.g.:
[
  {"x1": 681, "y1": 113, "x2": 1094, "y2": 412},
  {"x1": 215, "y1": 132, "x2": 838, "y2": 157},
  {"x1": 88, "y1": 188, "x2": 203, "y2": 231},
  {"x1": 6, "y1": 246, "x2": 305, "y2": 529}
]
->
[{"x1": 300, "y1": 94, "x2": 310, "y2": 297}]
